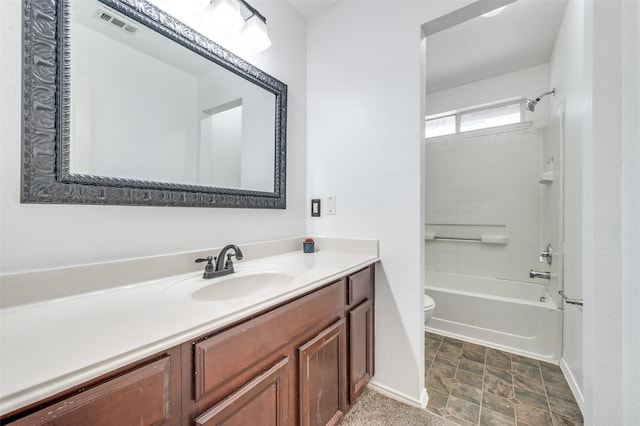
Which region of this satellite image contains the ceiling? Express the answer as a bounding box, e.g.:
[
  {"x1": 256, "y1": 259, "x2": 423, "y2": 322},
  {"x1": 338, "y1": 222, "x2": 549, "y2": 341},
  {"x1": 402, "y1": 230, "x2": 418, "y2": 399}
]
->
[
  {"x1": 425, "y1": 0, "x2": 568, "y2": 93},
  {"x1": 285, "y1": 1, "x2": 567, "y2": 95},
  {"x1": 286, "y1": 0, "x2": 342, "y2": 19}
]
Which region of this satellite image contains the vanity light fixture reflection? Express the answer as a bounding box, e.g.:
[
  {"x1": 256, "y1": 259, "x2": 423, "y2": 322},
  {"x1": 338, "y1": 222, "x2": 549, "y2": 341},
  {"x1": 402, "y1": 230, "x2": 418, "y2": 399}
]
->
[
  {"x1": 206, "y1": 0, "x2": 245, "y2": 32},
  {"x1": 205, "y1": 0, "x2": 272, "y2": 52},
  {"x1": 240, "y1": 13, "x2": 272, "y2": 52}
]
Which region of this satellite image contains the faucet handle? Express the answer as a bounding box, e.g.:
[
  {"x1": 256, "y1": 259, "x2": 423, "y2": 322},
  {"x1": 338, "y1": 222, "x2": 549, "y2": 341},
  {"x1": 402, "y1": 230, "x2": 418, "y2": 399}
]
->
[
  {"x1": 195, "y1": 256, "x2": 215, "y2": 273},
  {"x1": 539, "y1": 244, "x2": 553, "y2": 265}
]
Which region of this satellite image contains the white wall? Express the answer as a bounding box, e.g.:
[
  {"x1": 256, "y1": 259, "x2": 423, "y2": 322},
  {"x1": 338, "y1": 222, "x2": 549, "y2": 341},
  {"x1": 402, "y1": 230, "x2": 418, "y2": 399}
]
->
[
  {"x1": 201, "y1": 107, "x2": 242, "y2": 188},
  {"x1": 426, "y1": 63, "x2": 551, "y2": 128},
  {"x1": 621, "y1": 2, "x2": 640, "y2": 422},
  {"x1": 72, "y1": 23, "x2": 200, "y2": 184},
  {"x1": 551, "y1": 0, "x2": 640, "y2": 423},
  {"x1": 582, "y1": 1, "x2": 640, "y2": 424},
  {"x1": 0, "y1": 0, "x2": 307, "y2": 274},
  {"x1": 306, "y1": 0, "x2": 473, "y2": 405},
  {"x1": 196, "y1": 65, "x2": 275, "y2": 191}
]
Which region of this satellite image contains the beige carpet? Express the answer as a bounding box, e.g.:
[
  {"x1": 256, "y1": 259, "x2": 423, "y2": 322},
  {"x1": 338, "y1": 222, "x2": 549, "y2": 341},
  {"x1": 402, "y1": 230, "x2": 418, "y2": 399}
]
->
[{"x1": 342, "y1": 388, "x2": 456, "y2": 426}]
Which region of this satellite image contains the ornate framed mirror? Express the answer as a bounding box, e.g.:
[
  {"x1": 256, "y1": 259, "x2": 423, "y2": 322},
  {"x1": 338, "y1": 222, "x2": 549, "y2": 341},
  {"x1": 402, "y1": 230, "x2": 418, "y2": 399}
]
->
[{"x1": 22, "y1": 0, "x2": 287, "y2": 208}]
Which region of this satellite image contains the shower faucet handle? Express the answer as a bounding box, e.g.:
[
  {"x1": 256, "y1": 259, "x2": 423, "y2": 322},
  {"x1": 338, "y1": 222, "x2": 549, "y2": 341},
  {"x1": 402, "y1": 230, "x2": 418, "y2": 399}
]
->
[{"x1": 539, "y1": 244, "x2": 552, "y2": 265}]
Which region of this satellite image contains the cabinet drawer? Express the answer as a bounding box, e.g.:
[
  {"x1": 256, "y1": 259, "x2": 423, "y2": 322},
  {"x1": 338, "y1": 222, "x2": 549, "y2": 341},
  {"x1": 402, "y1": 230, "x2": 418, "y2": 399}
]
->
[
  {"x1": 347, "y1": 267, "x2": 372, "y2": 308},
  {"x1": 194, "y1": 281, "x2": 345, "y2": 401},
  {"x1": 9, "y1": 357, "x2": 174, "y2": 426}
]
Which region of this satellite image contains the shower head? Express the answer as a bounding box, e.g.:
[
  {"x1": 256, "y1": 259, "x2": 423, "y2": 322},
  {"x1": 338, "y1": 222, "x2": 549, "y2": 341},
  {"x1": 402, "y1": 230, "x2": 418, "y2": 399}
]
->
[{"x1": 525, "y1": 88, "x2": 556, "y2": 112}]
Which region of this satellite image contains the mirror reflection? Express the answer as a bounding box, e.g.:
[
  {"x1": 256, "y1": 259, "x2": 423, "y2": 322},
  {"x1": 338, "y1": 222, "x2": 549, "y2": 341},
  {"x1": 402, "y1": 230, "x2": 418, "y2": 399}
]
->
[{"x1": 70, "y1": 0, "x2": 276, "y2": 192}]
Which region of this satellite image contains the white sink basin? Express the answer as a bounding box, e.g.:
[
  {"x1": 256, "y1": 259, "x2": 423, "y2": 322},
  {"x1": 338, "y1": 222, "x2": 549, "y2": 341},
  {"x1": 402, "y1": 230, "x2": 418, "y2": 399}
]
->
[{"x1": 190, "y1": 272, "x2": 294, "y2": 301}]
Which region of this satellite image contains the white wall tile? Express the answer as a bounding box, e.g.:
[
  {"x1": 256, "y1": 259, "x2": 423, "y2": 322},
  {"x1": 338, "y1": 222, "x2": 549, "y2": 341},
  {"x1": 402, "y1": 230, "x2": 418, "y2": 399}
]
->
[{"x1": 425, "y1": 128, "x2": 545, "y2": 282}]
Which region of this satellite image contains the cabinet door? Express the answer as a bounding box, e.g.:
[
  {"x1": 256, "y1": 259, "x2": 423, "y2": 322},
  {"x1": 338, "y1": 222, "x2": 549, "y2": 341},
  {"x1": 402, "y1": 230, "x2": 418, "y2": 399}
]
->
[
  {"x1": 298, "y1": 319, "x2": 347, "y2": 426},
  {"x1": 9, "y1": 356, "x2": 176, "y2": 426},
  {"x1": 349, "y1": 299, "x2": 374, "y2": 403},
  {"x1": 194, "y1": 357, "x2": 290, "y2": 426}
]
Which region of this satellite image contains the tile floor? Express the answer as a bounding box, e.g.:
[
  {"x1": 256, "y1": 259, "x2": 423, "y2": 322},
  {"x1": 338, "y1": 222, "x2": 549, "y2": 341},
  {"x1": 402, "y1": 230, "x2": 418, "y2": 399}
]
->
[{"x1": 425, "y1": 332, "x2": 583, "y2": 426}]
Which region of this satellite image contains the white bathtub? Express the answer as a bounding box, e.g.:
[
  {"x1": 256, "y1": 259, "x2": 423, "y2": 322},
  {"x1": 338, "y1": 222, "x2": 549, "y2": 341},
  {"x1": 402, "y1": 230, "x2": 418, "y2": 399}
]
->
[{"x1": 425, "y1": 271, "x2": 562, "y2": 362}]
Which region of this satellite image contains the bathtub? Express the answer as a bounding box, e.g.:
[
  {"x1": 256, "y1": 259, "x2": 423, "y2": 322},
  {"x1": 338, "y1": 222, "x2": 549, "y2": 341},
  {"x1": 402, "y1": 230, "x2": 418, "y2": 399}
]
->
[{"x1": 425, "y1": 271, "x2": 562, "y2": 362}]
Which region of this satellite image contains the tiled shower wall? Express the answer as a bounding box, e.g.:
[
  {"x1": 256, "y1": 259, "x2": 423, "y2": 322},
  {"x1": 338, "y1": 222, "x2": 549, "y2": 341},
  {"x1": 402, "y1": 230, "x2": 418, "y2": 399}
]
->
[{"x1": 425, "y1": 128, "x2": 545, "y2": 283}]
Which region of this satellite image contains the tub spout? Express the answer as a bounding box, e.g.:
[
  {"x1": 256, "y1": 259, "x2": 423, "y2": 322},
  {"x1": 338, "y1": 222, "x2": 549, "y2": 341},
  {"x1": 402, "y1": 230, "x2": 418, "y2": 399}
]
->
[{"x1": 529, "y1": 269, "x2": 550, "y2": 280}]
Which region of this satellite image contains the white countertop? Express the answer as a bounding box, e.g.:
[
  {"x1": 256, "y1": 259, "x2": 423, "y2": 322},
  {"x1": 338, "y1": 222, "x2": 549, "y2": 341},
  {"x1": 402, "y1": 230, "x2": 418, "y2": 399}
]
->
[{"x1": 0, "y1": 248, "x2": 378, "y2": 415}]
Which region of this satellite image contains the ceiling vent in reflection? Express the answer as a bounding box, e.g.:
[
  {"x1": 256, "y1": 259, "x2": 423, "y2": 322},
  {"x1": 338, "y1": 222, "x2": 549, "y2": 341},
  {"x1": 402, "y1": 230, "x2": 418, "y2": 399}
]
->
[{"x1": 95, "y1": 7, "x2": 138, "y2": 35}]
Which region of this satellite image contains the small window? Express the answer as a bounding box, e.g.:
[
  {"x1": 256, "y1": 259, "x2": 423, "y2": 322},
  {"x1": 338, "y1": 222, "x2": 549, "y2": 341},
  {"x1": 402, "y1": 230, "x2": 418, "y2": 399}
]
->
[
  {"x1": 425, "y1": 115, "x2": 456, "y2": 138},
  {"x1": 425, "y1": 98, "x2": 524, "y2": 139},
  {"x1": 460, "y1": 103, "x2": 521, "y2": 132}
]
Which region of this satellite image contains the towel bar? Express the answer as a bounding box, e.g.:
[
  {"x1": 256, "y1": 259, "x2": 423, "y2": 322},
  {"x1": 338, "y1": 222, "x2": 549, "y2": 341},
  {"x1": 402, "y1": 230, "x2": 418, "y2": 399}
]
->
[{"x1": 559, "y1": 291, "x2": 583, "y2": 306}]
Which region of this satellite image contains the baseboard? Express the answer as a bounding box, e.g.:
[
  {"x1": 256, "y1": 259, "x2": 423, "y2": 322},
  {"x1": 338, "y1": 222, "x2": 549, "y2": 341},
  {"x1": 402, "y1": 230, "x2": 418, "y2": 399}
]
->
[
  {"x1": 559, "y1": 357, "x2": 584, "y2": 413},
  {"x1": 367, "y1": 380, "x2": 428, "y2": 409}
]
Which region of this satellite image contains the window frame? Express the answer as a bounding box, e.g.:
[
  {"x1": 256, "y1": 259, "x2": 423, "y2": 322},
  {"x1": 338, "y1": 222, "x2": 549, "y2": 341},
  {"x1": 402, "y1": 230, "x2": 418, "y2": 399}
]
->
[{"x1": 425, "y1": 97, "x2": 526, "y2": 139}]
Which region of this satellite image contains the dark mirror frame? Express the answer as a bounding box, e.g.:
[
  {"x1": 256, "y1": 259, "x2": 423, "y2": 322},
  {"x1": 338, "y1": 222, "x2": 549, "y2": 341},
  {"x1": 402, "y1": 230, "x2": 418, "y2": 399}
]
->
[{"x1": 21, "y1": 0, "x2": 287, "y2": 208}]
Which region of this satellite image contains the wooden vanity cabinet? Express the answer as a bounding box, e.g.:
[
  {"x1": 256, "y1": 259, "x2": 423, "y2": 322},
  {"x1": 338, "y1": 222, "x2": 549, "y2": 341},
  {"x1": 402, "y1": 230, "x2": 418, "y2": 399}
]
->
[
  {"x1": 184, "y1": 264, "x2": 376, "y2": 425},
  {"x1": 184, "y1": 279, "x2": 348, "y2": 426},
  {"x1": 2, "y1": 264, "x2": 376, "y2": 426}
]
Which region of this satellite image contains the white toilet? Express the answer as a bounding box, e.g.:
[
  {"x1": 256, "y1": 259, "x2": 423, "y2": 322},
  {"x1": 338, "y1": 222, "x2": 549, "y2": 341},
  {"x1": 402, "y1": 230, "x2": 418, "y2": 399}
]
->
[{"x1": 424, "y1": 294, "x2": 436, "y2": 326}]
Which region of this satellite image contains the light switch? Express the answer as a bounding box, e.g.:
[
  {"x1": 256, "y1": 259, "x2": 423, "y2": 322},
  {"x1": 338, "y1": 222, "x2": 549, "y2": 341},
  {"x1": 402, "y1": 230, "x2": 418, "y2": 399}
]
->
[
  {"x1": 327, "y1": 196, "x2": 336, "y2": 215},
  {"x1": 311, "y1": 199, "x2": 321, "y2": 217}
]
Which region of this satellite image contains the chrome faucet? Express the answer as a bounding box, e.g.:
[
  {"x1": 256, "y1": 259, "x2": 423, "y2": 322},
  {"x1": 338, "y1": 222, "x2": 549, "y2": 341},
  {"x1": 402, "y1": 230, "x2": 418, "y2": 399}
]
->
[
  {"x1": 195, "y1": 244, "x2": 244, "y2": 279},
  {"x1": 529, "y1": 269, "x2": 551, "y2": 280},
  {"x1": 215, "y1": 244, "x2": 244, "y2": 277}
]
